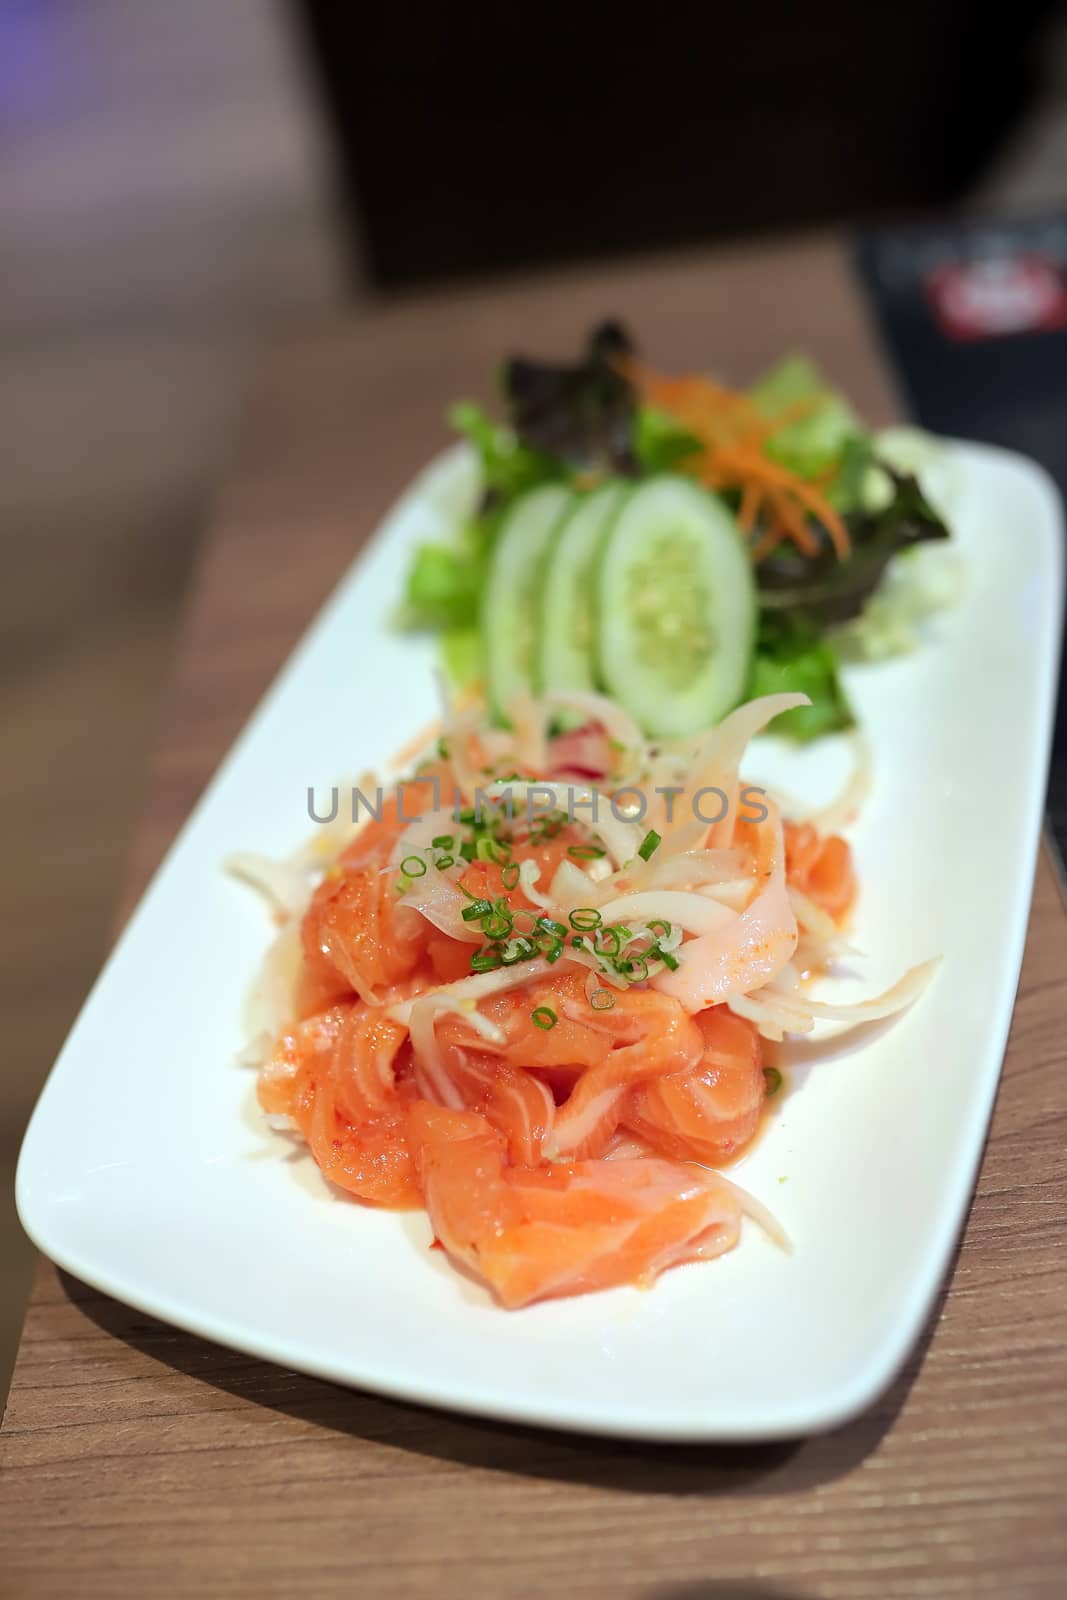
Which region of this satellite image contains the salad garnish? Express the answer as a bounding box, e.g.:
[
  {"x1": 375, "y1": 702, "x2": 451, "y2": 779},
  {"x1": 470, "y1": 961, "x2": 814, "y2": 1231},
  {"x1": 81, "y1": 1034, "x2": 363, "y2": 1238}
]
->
[
  {"x1": 231, "y1": 686, "x2": 937, "y2": 1309},
  {"x1": 401, "y1": 325, "x2": 956, "y2": 743}
]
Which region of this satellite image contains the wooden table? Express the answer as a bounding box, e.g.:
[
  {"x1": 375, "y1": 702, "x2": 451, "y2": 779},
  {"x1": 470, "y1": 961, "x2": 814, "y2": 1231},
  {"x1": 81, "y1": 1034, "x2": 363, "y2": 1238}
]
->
[{"x1": 3, "y1": 240, "x2": 1066, "y2": 1599}]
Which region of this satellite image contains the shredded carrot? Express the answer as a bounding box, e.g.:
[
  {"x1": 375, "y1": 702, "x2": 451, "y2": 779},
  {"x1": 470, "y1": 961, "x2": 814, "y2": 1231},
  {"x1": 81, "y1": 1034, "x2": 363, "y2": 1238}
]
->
[
  {"x1": 619, "y1": 357, "x2": 850, "y2": 563},
  {"x1": 738, "y1": 481, "x2": 760, "y2": 533}
]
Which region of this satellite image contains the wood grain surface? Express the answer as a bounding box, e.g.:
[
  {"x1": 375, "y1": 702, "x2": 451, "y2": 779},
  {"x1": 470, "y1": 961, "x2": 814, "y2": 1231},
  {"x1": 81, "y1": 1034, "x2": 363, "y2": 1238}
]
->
[{"x1": 3, "y1": 239, "x2": 1066, "y2": 1600}]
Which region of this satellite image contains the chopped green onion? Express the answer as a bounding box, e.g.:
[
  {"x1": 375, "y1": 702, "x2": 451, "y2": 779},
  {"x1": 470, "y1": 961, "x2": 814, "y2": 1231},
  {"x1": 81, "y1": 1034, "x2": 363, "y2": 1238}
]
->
[
  {"x1": 530, "y1": 811, "x2": 566, "y2": 842},
  {"x1": 531, "y1": 1006, "x2": 557, "y2": 1031},
  {"x1": 501, "y1": 936, "x2": 537, "y2": 965},
  {"x1": 461, "y1": 898, "x2": 493, "y2": 923},
  {"x1": 400, "y1": 855, "x2": 428, "y2": 878},
  {"x1": 595, "y1": 927, "x2": 622, "y2": 958},
  {"x1": 501, "y1": 862, "x2": 520, "y2": 890},
  {"x1": 484, "y1": 913, "x2": 514, "y2": 942},
  {"x1": 567, "y1": 844, "x2": 606, "y2": 860},
  {"x1": 763, "y1": 1066, "x2": 783, "y2": 1096},
  {"x1": 658, "y1": 950, "x2": 680, "y2": 972},
  {"x1": 434, "y1": 853, "x2": 455, "y2": 871},
  {"x1": 536, "y1": 916, "x2": 567, "y2": 939},
  {"x1": 637, "y1": 829, "x2": 661, "y2": 862},
  {"x1": 621, "y1": 955, "x2": 649, "y2": 982},
  {"x1": 544, "y1": 942, "x2": 564, "y2": 964},
  {"x1": 470, "y1": 948, "x2": 502, "y2": 972},
  {"x1": 569, "y1": 908, "x2": 603, "y2": 932},
  {"x1": 431, "y1": 834, "x2": 455, "y2": 850},
  {"x1": 437, "y1": 737, "x2": 450, "y2": 759},
  {"x1": 590, "y1": 988, "x2": 615, "y2": 1011},
  {"x1": 646, "y1": 919, "x2": 671, "y2": 940}
]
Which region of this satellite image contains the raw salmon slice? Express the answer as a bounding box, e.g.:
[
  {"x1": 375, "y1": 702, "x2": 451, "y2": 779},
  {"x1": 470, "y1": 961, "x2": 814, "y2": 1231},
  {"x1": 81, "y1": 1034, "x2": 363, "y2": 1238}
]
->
[
  {"x1": 261, "y1": 1002, "x2": 422, "y2": 1208},
  {"x1": 784, "y1": 820, "x2": 855, "y2": 921},
  {"x1": 625, "y1": 1007, "x2": 765, "y2": 1165},
  {"x1": 411, "y1": 1102, "x2": 741, "y2": 1308},
  {"x1": 434, "y1": 974, "x2": 704, "y2": 1160}
]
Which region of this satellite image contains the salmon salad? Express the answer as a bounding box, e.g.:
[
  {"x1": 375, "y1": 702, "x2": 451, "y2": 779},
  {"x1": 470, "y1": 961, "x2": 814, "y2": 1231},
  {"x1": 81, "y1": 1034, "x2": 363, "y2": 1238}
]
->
[{"x1": 230, "y1": 687, "x2": 935, "y2": 1308}]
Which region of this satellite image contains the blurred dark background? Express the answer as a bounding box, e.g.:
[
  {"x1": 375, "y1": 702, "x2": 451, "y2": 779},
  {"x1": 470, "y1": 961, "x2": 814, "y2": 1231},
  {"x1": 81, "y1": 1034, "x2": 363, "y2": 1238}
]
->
[
  {"x1": 3, "y1": 0, "x2": 1067, "y2": 1401},
  {"x1": 296, "y1": 0, "x2": 1061, "y2": 286}
]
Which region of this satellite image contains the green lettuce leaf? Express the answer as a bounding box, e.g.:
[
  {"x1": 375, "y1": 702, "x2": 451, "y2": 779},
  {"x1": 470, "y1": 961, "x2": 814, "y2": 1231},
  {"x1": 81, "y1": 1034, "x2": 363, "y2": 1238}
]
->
[
  {"x1": 748, "y1": 619, "x2": 854, "y2": 741},
  {"x1": 450, "y1": 402, "x2": 560, "y2": 504},
  {"x1": 757, "y1": 467, "x2": 950, "y2": 629},
  {"x1": 750, "y1": 354, "x2": 858, "y2": 480},
  {"x1": 442, "y1": 626, "x2": 483, "y2": 688},
  {"x1": 403, "y1": 402, "x2": 557, "y2": 634},
  {"x1": 634, "y1": 407, "x2": 703, "y2": 474},
  {"x1": 403, "y1": 537, "x2": 487, "y2": 631}
]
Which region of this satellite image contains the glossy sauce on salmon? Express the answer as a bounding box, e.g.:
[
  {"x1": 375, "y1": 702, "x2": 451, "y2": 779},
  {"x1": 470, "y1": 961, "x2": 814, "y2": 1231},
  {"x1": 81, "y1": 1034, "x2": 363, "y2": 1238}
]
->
[{"x1": 244, "y1": 691, "x2": 870, "y2": 1307}]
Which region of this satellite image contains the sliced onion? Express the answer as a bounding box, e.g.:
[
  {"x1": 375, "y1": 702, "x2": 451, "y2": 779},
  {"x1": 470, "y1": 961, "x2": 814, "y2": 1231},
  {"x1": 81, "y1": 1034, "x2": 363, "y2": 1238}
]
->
[
  {"x1": 771, "y1": 959, "x2": 939, "y2": 1027},
  {"x1": 401, "y1": 865, "x2": 484, "y2": 942},
  {"x1": 807, "y1": 732, "x2": 872, "y2": 836},
  {"x1": 559, "y1": 948, "x2": 631, "y2": 991},
  {"x1": 731, "y1": 957, "x2": 939, "y2": 1040},
  {"x1": 659, "y1": 692, "x2": 810, "y2": 854},
  {"x1": 711, "y1": 1172, "x2": 791, "y2": 1252},
  {"x1": 596, "y1": 889, "x2": 737, "y2": 937},
  {"x1": 389, "y1": 806, "x2": 463, "y2": 872},
  {"x1": 408, "y1": 992, "x2": 511, "y2": 1109},
  {"x1": 505, "y1": 688, "x2": 549, "y2": 775},
  {"x1": 697, "y1": 877, "x2": 755, "y2": 912},
  {"x1": 235, "y1": 1031, "x2": 272, "y2": 1069},
  {"x1": 437, "y1": 676, "x2": 485, "y2": 800},
  {"x1": 728, "y1": 991, "x2": 802, "y2": 1040},
  {"x1": 478, "y1": 728, "x2": 517, "y2": 767},
  {"x1": 264, "y1": 1112, "x2": 297, "y2": 1132},
  {"x1": 516, "y1": 859, "x2": 548, "y2": 905},
  {"x1": 549, "y1": 857, "x2": 603, "y2": 909},
  {"x1": 788, "y1": 886, "x2": 847, "y2": 949},
  {"x1": 408, "y1": 996, "x2": 467, "y2": 1108},
  {"x1": 618, "y1": 847, "x2": 746, "y2": 895},
  {"x1": 653, "y1": 804, "x2": 797, "y2": 1012},
  {"x1": 225, "y1": 851, "x2": 315, "y2": 921},
  {"x1": 244, "y1": 920, "x2": 303, "y2": 1039},
  {"x1": 387, "y1": 957, "x2": 550, "y2": 1028},
  {"x1": 484, "y1": 780, "x2": 643, "y2": 867}
]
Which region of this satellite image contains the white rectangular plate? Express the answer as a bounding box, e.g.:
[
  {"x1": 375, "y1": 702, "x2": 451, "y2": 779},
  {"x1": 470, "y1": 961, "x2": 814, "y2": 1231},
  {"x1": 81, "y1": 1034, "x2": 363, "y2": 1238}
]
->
[{"x1": 17, "y1": 441, "x2": 1062, "y2": 1441}]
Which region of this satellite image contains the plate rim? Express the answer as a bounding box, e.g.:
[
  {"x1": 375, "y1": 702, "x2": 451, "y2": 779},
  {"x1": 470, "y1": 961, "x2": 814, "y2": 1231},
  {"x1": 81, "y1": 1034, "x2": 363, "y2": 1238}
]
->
[{"x1": 16, "y1": 437, "x2": 1065, "y2": 1443}]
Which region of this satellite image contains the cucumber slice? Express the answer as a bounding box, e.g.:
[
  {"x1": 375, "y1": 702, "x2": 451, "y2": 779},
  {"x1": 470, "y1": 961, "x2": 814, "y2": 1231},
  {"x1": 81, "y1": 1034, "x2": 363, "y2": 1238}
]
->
[
  {"x1": 483, "y1": 484, "x2": 572, "y2": 720},
  {"x1": 538, "y1": 481, "x2": 627, "y2": 696},
  {"x1": 595, "y1": 476, "x2": 755, "y2": 737}
]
